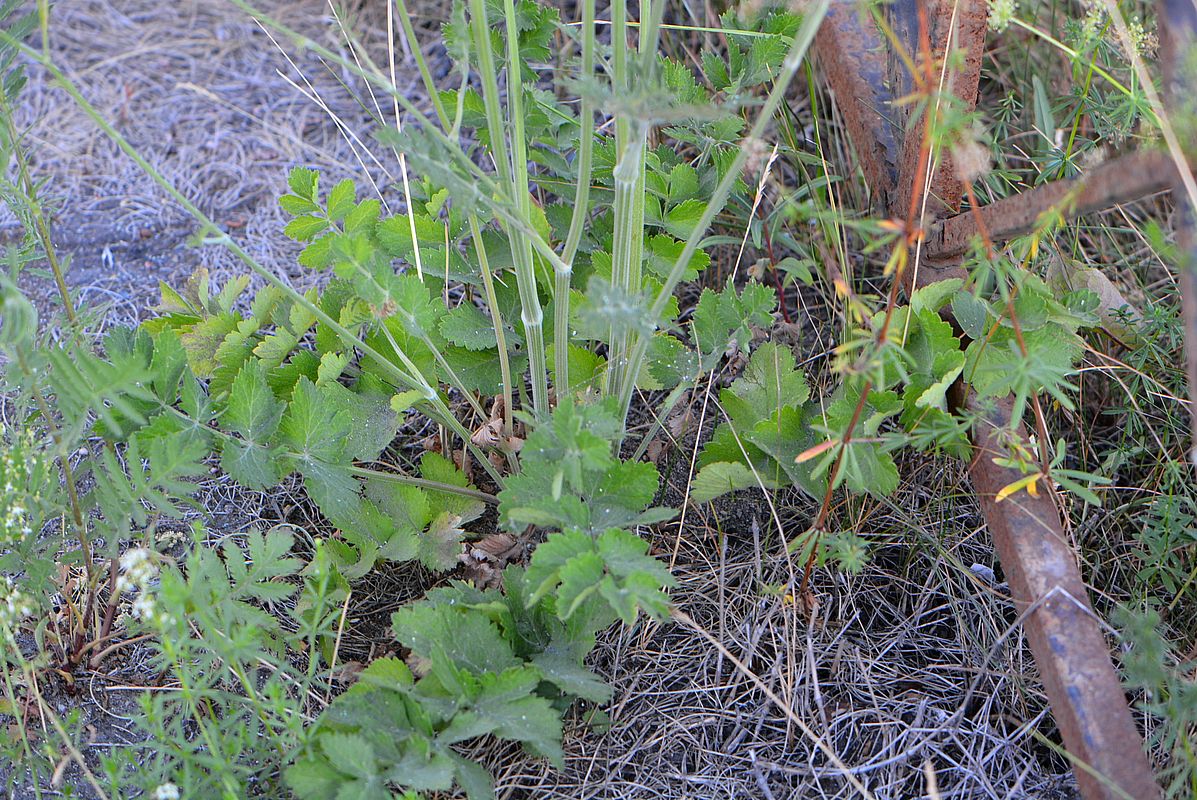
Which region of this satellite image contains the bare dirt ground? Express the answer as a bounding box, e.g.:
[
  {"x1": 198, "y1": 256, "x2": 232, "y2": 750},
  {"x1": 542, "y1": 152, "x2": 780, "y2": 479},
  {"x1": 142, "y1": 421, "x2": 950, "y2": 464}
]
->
[
  {"x1": 8, "y1": 0, "x2": 422, "y2": 325},
  {"x1": 3, "y1": 1, "x2": 1121, "y2": 797}
]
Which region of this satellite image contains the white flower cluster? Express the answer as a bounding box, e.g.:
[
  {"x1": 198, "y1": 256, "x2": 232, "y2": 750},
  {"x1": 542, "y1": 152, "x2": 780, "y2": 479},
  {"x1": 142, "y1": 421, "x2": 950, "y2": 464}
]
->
[
  {"x1": 117, "y1": 548, "x2": 171, "y2": 626},
  {"x1": 987, "y1": 0, "x2": 1018, "y2": 33},
  {"x1": 151, "y1": 782, "x2": 180, "y2": 800},
  {"x1": 1119, "y1": 16, "x2": 1157, "y2": 59},
  {"x1": 0, "y1": 576, "x2": 34, "y2": 640},
  {"x1": 116, "y1": 548, "x2": 157, "y2": 593},
  {"x1": 0, "y1": 445, "x2": 36, "y2": 545},
  {"x1": 1075, "y1": 1, "x2": 1157, "y2": 58}
]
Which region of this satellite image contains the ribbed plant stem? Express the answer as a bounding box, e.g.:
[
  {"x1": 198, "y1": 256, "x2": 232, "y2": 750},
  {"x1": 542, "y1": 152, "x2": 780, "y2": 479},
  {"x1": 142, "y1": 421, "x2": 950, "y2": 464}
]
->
[
  {"x1": 390, "y1": 1, "x2": 514, "y2": 437},
  {"x1": 501, "y1": 0, "x2": 549, "y2": 416},
  {"x1": 616, "y1": 0, "x2": 831, "y2": 423},
  {"x1": 469, "y1": 0, "x2": 548, "y2": 418},
  {"x1": 556, "y1": 0, "x2": 597, "y2": 393},
  {"x1": 605, "y1": 125, "x2": 648, "y2": 402},
  {"x1": 603, "y1": 0, "x2": 646, "y2": 402}
]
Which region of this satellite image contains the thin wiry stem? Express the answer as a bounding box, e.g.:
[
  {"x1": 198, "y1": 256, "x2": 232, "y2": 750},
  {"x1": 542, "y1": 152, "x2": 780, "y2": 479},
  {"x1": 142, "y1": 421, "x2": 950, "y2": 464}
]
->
[
  {"x1": 0, "y1": 90, "x2": 75, "y2": 324},
  {"x1": 393, "y1": 0, "x2": 449, "y2": 125},
  {"x1": 469, "y1": 216, "x2": 515, "y2": 438},
  {"x1": 383, "y1": 0, "x2": 426, "y2": 281}
]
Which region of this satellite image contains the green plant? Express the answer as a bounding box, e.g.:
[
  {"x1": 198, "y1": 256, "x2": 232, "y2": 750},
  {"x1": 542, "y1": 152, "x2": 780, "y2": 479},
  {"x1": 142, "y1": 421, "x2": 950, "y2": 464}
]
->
[
  {"x1": 1116, "y1": 604, "x2": 1197, "y2": 799},
  {"x1": 289, "y1": 461, "x2": 674, "y2": 799},
  {"x1": 682, "y1": 0, "x2": 1163, "y2": 555},
  {"x1": 3, "y1": 0, "x2": 1192, "y2": 794},
  {"x1": 2, "y1": 0, "x2": 833, "y2": 794},
  {"x1": 285, "y1": 396, "x2": 678, "y2": 798},
  {"x1": 105, "y1": 529, "x2": 346, "y2": 799},
  {"x1": 691, "y1": 261, "x2": 1108, "y2": 530}
]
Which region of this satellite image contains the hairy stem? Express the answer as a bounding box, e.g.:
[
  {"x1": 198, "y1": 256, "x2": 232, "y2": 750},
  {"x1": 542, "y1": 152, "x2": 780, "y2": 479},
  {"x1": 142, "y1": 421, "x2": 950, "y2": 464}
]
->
[
  {"x1": 500, "y1": 0, "x2": 549, "y2": 415},
  {"x1": 467, "y1": 0, "x2": 548, "y2": 418}
]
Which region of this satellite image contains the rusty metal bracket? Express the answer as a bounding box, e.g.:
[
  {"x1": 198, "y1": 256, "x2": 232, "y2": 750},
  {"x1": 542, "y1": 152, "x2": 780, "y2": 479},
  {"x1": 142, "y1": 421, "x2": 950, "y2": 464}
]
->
[
  {"x1": 814, "y1": 3, "x2": 902, "y2": 206},
  {"x1": 812, "y1": 2, "x2": 1171, "y2": 797}
]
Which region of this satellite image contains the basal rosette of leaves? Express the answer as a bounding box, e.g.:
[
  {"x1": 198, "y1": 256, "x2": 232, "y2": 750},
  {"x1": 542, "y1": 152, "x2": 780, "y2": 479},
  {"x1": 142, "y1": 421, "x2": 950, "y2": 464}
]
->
[{"x1": 128, "y1": 0, "x2": 821, "y2": 601}]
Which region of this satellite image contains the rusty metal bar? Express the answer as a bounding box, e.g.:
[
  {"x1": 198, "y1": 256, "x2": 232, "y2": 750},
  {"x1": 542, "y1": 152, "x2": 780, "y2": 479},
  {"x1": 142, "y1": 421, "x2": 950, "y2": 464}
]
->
[
  {"x1": 814, "y1": 2, "x2": 1164, "y2": 797},
  {"x1": 1160, "y1": 0, "x2": 1197, "y2": 454},
  {"x1": 923, "y1": 150, "x2": 1175, "y2": 260},
  {"x1": 888, "y1": 0, "x2": 989, "y2": 219},
  {"x1": 959, "y1": 392, "x2": 1163, "y2": 800},
  {"x1": 813, "y1": 2, "x2": 902, "y2": 207}
]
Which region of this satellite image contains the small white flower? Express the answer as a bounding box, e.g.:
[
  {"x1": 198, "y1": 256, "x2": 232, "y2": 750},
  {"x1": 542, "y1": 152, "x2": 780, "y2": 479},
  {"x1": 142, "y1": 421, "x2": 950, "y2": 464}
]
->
[
  {"x1": 0, "y1": 577, "x2": 33, "y2": 636},
  {"x1": 117, "y1": 548, "x2": 157, "y2": 593},
  {"x1": 129, "y1": 592, "x2": 173, "y2": 627},
  {"x1": 152, "y1": 782, "x2": 181, "y2": 800},
  {"x1": 987, "y1": 0, "x2": 1018, "y2": 32},
  {"x1": 131, "y1": 593, "x2": 156, "y2": 621}
]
